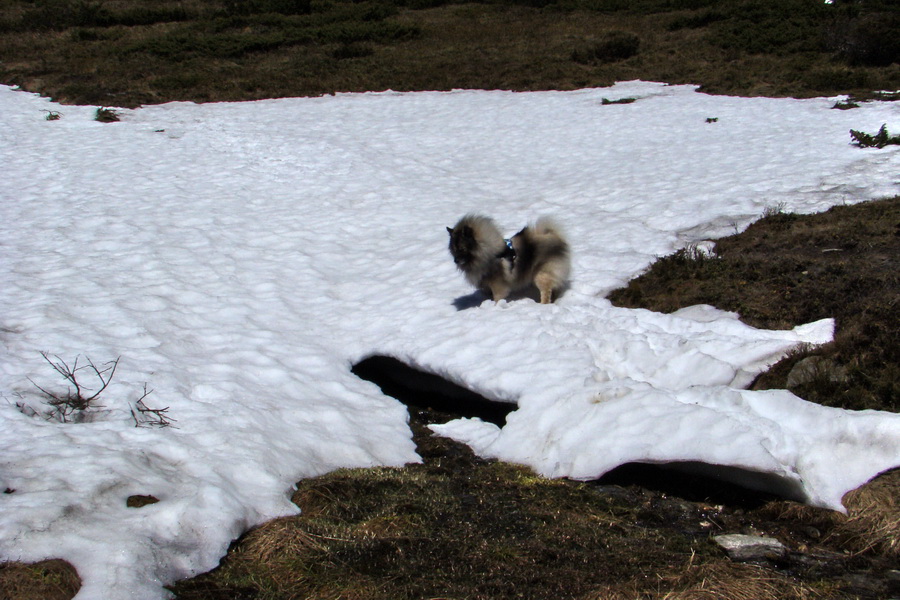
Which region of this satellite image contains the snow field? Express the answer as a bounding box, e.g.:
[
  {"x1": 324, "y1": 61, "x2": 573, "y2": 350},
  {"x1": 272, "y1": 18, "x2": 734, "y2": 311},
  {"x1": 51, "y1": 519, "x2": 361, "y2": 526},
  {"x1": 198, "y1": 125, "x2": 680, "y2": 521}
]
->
[{"x1": 1, "y1": 81, "x2": 899, "y2": 598}]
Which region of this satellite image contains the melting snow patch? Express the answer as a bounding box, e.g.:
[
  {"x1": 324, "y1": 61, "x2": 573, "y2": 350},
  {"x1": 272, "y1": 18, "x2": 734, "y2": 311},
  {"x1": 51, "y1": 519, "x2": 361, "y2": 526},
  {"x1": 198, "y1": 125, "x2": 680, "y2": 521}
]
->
[{"x1": 1, "y1": 81, "x2": 898, "y2": 599}]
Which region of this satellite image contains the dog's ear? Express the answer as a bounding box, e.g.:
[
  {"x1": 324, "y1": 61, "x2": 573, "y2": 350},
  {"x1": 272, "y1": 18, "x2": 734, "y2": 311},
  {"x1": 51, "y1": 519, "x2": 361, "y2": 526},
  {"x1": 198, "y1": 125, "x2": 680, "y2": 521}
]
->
[{"x1": 447, "y1": 226, "x2": 454, "y2": 235}]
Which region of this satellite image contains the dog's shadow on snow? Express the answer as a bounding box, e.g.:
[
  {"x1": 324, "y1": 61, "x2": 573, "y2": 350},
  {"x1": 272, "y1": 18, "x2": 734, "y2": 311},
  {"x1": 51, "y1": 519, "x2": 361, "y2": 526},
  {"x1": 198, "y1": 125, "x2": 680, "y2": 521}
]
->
[
  {"x1": 452, "y1": 291, "x2": 490, "y2": 310},
  {"x1": 452, "y1": 285, "x2": 569, "y2": 311}
]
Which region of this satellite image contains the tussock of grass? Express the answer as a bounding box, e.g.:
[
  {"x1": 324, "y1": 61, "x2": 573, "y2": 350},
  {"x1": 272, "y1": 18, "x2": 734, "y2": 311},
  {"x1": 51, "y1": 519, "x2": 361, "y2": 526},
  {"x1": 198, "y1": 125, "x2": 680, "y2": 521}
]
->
[
  {"x1": 0, "y1": 559, "x2": 81, "y2": 600},
  {"x1": 838, "y1": 470, "x2": 900, "y2": 558}
]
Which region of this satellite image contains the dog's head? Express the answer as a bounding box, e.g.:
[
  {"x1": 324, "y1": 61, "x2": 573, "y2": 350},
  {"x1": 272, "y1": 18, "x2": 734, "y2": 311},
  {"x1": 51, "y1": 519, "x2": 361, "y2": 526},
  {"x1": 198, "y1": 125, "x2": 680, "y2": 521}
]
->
[{"x1": 447, "y1": 223, "x2": 478, "y2": 270}]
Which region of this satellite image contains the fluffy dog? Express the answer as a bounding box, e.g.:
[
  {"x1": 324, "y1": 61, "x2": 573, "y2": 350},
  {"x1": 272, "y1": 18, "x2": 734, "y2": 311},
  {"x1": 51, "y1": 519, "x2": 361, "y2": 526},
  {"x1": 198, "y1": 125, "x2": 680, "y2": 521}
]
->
[{"x1": 447, "y1": 214, "x2": 570, "y2": 304}]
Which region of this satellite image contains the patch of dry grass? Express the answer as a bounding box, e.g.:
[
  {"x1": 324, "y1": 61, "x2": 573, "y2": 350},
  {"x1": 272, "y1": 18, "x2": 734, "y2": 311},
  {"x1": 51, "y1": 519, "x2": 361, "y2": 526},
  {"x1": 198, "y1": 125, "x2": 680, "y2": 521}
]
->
[
  {"x1": 595, "y1": 559, "x2": 834, "y2": 600},
  {"x1": 0, "y1": 559, "x2": 80, "y2": 600},
  {"x1": 659, "y1": 560, "x2": 831, "y2": 600},
  {"x1": 170, "y1": 443, "x2": 715, "y2": 599},
  {"x1": 836, "y1": 469, "x2": 900, "y2": 558}
]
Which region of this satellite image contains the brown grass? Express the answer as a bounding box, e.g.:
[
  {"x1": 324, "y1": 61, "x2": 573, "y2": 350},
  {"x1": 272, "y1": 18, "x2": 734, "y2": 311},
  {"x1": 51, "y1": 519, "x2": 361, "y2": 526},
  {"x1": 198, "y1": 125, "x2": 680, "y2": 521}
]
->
[
  {"x1": 171, "y1": 437, "x2": 715, "y2": 600},
  {"x1": 0, "y1": 559, "x2": 80, "y2": 600},
  {"x1": 836, "y1": 469, "x2": 900, "y2": 558},
  {"x1": 660, "y1": 560, "x2": 830, "y2": 600},
  {"x1": 595, "y1": 559, "x2": 835, "y2": 600}
]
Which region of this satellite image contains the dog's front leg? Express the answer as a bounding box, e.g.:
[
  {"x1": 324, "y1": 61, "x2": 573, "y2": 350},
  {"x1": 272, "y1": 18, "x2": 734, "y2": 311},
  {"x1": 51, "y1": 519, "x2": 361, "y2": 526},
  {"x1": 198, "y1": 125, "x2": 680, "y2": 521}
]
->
[{"x1": 490, "y1": 284, "x2": 510, "y2": 303}]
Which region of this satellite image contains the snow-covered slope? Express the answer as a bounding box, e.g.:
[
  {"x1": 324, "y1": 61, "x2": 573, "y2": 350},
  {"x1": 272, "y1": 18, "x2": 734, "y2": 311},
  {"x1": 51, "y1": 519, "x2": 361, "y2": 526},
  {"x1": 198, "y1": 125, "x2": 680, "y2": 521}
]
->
[{"x1": 1, "y1": 82, "x2": 898, "y2": 599}]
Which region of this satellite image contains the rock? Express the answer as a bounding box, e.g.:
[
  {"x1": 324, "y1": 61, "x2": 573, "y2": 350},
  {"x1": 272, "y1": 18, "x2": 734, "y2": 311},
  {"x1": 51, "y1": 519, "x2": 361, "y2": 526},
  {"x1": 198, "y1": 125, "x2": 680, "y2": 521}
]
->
[
  {"x1": 801, "y1": 525, "x2": 822, "y2": 540},
  {"x1": 714, "y1": 533, "x2": 788, "y2": 561},
  {"x1": 786, "y1": 356, "x2": 847, "y2": 389}
]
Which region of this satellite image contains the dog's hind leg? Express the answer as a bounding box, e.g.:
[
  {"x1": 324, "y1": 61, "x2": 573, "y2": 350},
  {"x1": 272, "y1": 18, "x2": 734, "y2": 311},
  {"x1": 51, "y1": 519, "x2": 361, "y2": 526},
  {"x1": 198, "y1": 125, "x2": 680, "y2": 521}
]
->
[{"x1": 534, "y1": 272, "x2": 556, "y2": 304}]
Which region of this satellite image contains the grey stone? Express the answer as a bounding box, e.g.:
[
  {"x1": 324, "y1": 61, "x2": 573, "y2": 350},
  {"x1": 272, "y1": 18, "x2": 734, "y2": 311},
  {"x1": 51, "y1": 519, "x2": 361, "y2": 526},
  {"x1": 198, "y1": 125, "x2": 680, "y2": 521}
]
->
[
  {"x1": 786, "y1": 356, "x2": 848, "y2": 389},
  {"x1": 714, "y1": 533, "x2": 788, "y2": 561}
]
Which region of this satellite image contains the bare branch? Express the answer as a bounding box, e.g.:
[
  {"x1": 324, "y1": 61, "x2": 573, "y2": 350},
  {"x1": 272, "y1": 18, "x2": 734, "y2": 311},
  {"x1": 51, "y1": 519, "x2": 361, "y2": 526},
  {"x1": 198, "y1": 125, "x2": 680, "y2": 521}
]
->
[
  {"x1": 26, "y1": 377, "x2": 59, "y2": 402},
  {"x1": 39, "y1": 352, "x2": 82, "y2": 399},
  {"x1": 26, "y1": 353, "x2": 164, "y2": 426},
  {"x1": 132, "y1": 385, "x2": 175, "y2": 428},
  {"x1": 81, "y1": 356, "x2": 119, "y2": 402},
  {"x1": 137, "y1": 383, "x2": 153, "y2": 404}
]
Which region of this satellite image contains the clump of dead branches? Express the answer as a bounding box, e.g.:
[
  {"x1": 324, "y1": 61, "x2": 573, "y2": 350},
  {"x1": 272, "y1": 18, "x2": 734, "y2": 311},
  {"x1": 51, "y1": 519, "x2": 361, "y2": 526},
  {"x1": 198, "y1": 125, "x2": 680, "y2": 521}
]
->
[{"x1": 20, "y1": 352, "x2": 173, "y2": 427}]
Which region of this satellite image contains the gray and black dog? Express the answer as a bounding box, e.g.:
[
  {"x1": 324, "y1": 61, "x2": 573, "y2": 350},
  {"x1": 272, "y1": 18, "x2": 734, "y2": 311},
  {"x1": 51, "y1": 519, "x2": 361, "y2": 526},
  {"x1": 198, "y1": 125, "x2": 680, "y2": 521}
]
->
[{"x1": 447, "y1": 214, "x2": 570, "y2": 304}]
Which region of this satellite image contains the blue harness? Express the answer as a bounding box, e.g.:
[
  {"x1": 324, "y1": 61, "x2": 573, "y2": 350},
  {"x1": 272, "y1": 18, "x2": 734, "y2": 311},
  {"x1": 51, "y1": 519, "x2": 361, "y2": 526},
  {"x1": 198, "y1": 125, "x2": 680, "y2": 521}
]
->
[{"x1": 502, "y1": 238, "x2": 517, "y2": 266}]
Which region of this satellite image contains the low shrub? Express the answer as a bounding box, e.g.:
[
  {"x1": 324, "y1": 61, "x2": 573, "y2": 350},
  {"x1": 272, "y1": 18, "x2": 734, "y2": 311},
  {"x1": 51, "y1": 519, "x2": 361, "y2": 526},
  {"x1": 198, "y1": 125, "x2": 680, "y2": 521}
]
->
[
  {"x1": 332, "y1": 41, "x2": 375, "y2": 59},
  {"x1": 850, "y1": 124, "x2": 900, "y2": 149},
  {"x1": 827, "y1": 12, "x2": 900, "y2": 67},
  {"x1": 667, "y1": 9, "x2": 726, "y2": 31},
  {"x1": 224, "y1": 0, "x2": 313, "y2": 17},
  {"x1": 132, "y1": 29, "x2": 296, "y2": 59},
  {"x1": 572, "y1": 31, "x2": 639, "y2": 64},
  {"x1": 705, "y1": 0, "x2": 831, "y2": 56},
  {"x1": 94, "y1": 106, "x2": 119, "y2": 122},
  {"x1": 13, "y1": 0, "x2": 196, "y2": 31},
  {"x1": 19, "y1": 0, "x2": 112, "y2": 31},
  {"x1": 803, "y1": 66, "x2": 873, "y2": 93},
  {"x1": 25, "y1": 353, "x2": 119, "y2": 423}
]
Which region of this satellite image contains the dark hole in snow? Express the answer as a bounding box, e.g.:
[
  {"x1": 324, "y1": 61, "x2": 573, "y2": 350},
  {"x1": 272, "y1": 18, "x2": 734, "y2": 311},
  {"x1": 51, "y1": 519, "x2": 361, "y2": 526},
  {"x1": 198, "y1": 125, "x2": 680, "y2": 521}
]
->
[
  {"x1": 351, "y1": 355, "x2": 515, "y2": 427},
  {"x1": 595, "y1": 462, "x2": 803, "y2": 509},
  {"x1": 351, "y1": 357, "x2": 803, "y2": 507}
]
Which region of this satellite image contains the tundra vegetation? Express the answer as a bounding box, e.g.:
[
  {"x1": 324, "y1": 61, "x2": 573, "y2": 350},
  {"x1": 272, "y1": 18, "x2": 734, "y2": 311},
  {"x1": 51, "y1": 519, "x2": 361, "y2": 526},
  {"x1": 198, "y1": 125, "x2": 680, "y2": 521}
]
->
[
  {"x1": 0, "y1": 0, "x2": 898, "y2": 105},
  {"x1": 0, "y1": 0, "x2": 897, "y2": 598}
]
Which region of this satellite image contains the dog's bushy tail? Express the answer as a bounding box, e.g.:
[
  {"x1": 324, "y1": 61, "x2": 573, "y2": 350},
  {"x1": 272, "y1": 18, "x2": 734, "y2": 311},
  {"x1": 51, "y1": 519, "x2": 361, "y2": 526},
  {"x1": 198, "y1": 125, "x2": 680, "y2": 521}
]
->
[{"x1": 532, "y1": 216, "x2": 566, "y2": 239}]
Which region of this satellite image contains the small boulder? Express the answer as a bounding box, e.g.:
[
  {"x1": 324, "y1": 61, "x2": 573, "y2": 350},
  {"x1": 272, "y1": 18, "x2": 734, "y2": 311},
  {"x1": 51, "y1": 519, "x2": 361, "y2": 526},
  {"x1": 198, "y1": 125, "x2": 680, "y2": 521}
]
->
[
  {"x1": 786, "y1": 356, "x2": 847, "y2": 389},
  {"x1": 714, "y1": 533, "x2": 788, "y2": 561}
]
